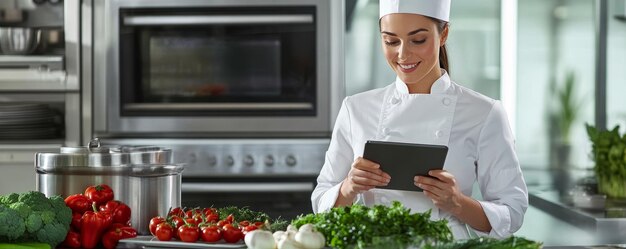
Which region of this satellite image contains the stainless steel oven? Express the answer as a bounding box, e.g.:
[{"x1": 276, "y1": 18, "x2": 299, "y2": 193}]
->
[
  {"x1": 88, "y1": 0, "x2": 344, "y2": 218},
  {"x1": 92, "y1": 0, "x2": 344, "y2": 137}
]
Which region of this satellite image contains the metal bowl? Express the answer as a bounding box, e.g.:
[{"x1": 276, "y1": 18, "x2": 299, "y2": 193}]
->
[{"x1": 0, "y1": 27, "x2": 43, "y2": 55}]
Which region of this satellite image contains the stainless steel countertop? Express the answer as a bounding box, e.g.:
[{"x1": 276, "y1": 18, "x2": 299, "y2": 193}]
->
[
  {"x1": 530, "y1": 190, "x2": 626, "y2": 244},
  {"x1": 525, "y1": 168, "x2": 626, "y2": 244}
]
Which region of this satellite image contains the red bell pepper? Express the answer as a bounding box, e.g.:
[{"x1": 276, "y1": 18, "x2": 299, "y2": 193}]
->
[
  {"x1": 61, "y1": 230, "x2": 81, "y2": 248},
  {"x1": 99, "y1": 200, "x2": 132, "y2": 224},
  {"x1": 102, "y1": 224, "x2": 137, "y2": 249},
  {"x1": 84, "y1": 184, "x2": 114, "y2": 205},
  {"x1": 80, "y1": 203, "x2": 113, "y2": 249},
  {"x1": 71, "y1": 212, "x2": 82, "y2": 230},
  {"x1": 64, "y1": 194, "x2": 93, "y2": 213}
]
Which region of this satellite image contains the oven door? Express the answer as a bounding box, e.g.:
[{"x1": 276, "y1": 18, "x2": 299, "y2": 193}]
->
[
  {"x1": 181, "y1": 178, "x2": 316, "y2": 220},
  {"x1": 93, "y1": 0, "x2": 334, "y2": 136}
]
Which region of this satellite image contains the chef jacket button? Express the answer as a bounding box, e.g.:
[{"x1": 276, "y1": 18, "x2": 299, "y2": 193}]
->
[
  {"x1": 382, "y1": 127, "x2": 390, "y2": 136},
  {"x1": 435, "y1": 130, "x2": 444, "y2": 138},
  {"x1": 442, "y1": 97, "x2": 451, "y2": 106},
  {"x1": 390, "y1": 97, "x2": 401, "y2": 105}
]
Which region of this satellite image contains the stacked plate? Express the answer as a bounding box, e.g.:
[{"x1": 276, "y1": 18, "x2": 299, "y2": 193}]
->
[{"x1": 0, "y1": 103, "x2": 62, "y2": 140}]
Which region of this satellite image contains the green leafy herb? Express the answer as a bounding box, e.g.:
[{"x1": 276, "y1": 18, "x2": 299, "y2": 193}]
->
[
  {"x1": 426, "y1": 236, "x2": 542, "y2": 249},
  {"x1": 586, "y1": 124, "x2": 626, "y2": 198},
  {"x1": 268, "y1": 217, "x2": 289, "y2": 232},
  {"x1": 291, "y1": 201, "x2": 453, "y2": 249},
  {"x1": 217, "y1": 206, "x2": 271, "y2": 222},
  {"x1": 216, "y1": 206, "x2": 288, "y2": 232}
]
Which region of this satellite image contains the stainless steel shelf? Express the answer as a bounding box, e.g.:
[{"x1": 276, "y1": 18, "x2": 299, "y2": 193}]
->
[
  {"x1": 0, "y1": 68, "x2": 72, "y2": 92},
  {"x1": 0, "y1": 55, "x2": 64, "y2": 71}
]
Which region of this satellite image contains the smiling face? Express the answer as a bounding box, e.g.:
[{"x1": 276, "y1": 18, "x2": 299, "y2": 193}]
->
[{"x1": 380, "y1": 13, "x2": 448, "y2": 93}]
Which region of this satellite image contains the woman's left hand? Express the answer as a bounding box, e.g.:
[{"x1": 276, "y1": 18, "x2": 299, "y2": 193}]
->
[{"x1": 414, "y1": 170, "x2": 464, "y2": 215}]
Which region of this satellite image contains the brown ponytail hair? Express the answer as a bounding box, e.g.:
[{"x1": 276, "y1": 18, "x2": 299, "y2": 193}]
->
[{"x1": 428, "y1": 17, "x2": 450, "y2": 74}]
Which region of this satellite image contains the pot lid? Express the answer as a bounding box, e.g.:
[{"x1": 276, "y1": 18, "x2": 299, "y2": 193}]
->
[{"x1": 36, "y1": 138, "x2": 173, "y2": 168}]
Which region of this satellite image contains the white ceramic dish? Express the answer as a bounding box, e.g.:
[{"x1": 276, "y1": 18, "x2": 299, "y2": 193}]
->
[{"x1": 119, "y1": 236, "x2": 247, "y2": 249}]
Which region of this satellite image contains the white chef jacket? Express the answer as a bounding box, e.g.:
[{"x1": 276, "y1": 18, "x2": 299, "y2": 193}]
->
[{"x1": 312, "y1": 71, "x2": 528, "y2": 239}]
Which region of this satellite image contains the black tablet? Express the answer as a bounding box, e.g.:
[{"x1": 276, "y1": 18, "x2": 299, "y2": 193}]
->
[{"x1": 363, "y1": 140, "x2": 448, "y2": 192}]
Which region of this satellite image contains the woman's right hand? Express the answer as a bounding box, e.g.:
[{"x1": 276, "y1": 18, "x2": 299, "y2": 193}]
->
[{"x1": 340, "y1": 157, "x2": 391, "y2": 198}]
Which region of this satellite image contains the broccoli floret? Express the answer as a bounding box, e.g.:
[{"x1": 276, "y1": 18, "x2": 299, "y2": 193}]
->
[
  {"x1": 37, "y1": 211, "x2": 56, "y2": 225},
  {"x1": 26, "y1": 213, "x2": 43, "y2": 233},
  {"x1": 34, "y1": 222, "x2": 68, "y2": 247},
  {"x1": 0, "y1": 193, "x2": 19, "y2": 205},
  {"x1": 0, "y1": 204, "x2": 26, "y2": 241},
  {"x1": 9, "y1": 202, "x2": 32, "y2": 219},
  {"x1": 0, "y1": 192, "x2": 72, "y2": 247},
  {"x1": 48, "y1": 195, "x2": 71, "y2": 227},
  {"x1": 18, "y1": 191, "x2": 51, "y2": 211}
]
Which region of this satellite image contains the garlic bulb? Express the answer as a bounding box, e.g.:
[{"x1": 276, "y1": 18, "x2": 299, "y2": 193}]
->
[
  {"x1": 294, "y1": 224, "x2": 325, "y2": 249},
  {"x1": 245, "y1": 230, "x2": 276, "y2": 249},
  {"x1": 277, "y1": 232, "x2": 303, "y2": 249}
]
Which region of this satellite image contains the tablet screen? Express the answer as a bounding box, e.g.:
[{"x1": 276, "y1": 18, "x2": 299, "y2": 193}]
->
[{"x1": 363, "y1": 140, "x2": 448, "y2": 192}]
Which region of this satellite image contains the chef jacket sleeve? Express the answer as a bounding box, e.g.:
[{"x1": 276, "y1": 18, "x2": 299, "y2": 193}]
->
[
  {"x1": 473, "y1": 101, "x2": 529, "y2": 238},
  {"x1": 311, "y1": 97, "x2": 356, "y2": 213}
]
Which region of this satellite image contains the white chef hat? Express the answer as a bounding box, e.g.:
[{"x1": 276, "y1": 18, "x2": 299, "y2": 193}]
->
[{"x1": 379, "y1": 0, "x2": 451, "y2": 22}]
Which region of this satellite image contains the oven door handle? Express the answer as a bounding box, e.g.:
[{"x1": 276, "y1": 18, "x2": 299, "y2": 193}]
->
[
  {"x1": 124, "y1": 14, "x2": 314, "y2": 26},
  {"x1": 182, "y1": 182, "x2": 314, "y2": 193}
]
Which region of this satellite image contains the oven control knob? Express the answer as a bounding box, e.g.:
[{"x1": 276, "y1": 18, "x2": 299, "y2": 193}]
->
[
  {"x1": 243, "y1": 155, "x2": 254, "y2": 167},
  {"x1": 264, "y1": 155, "x2": 275, "y2": 166},
  {"x1": 285, "y1": 155, "x2": 297, "y2": 167},
  {"x1": 225, "y1": 155, "x2": 235, "y2": 167},
  {"x1": 207, "y1": 155, "x2": 217, "y2": 167}
]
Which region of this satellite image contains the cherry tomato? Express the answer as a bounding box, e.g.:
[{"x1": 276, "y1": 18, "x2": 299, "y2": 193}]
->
[
  {"x1": 222, "y1": 226, "x2": 243, "y2": 243},
  {"x1": 242, "y1": 224, "x2": 258, "y2": 234},
  {"x1": 222, "y1": 223, "x2": 235, "y2": 231},
  {"x1": 168, "y1": 207, "x2": 184, "y2": 218},
  {"x1": 217, "y1": 220, "x2": 229, "y2": 227},
  {"x1": 170, "y1": 216, "x2": 185, "y2": 230},
  {"x1": 238, "y1": 220, "x2": 250, "y2": 227},
  {"x1": 178, "y1": 225, "x2": 200, "y2": 242},
  {"x1": 149, "y1": 217, "x2": 165, "y2": 236},
  {"x1": 185, "y1": 209, "x2": 199, "y2": 219},
  {"x1": 84, "y1": 184, "x2": 114, "y2": 205},
  {"x1": 185, "y1": 218, "x2": 198, "y2": 226},
  {"x1": 155, "y1": 222, "x2": 173, "y2": 241},
  {"x1": 225, "y1": 214, "x2": 234, "y2": 223},
  {"x1": 254, "y1": 221, "x2": 265, "y2": 228},
  {"x1": 200, "y1": 225, "x2": 222, "y2": 242},
  {"x1": 206, "y1": 213, "x2": 219, "y2": 223},
  {"x1": 203, "y1": 207, "x2": 217, "y2": 216},
  {"x1": 193, "y1": 213, "x2": 204, "y2": 225}
]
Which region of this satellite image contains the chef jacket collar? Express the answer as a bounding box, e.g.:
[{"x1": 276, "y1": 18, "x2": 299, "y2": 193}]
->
[{"x1": 394, "y1": 69, "x2": 451, "y2": 95}]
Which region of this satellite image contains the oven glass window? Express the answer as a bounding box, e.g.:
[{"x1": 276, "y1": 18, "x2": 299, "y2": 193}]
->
[{"x1": 119, "y1": 7, "x2": 317, "y2": 117}]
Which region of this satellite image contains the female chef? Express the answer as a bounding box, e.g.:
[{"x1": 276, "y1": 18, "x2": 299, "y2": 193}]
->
[{"x1": 311, "y1": 0, "x2": 528, "y2": 239}]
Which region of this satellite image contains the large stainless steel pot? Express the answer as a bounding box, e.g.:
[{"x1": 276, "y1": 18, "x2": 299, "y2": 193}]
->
[{"x1": 35, "y1": 138, "x2": 183, "y2": 235}]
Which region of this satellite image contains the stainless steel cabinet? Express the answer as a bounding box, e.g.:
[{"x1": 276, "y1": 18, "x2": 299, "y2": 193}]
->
[{"x1": 0, "y1": 0, "x2": 82, "y2": 194}]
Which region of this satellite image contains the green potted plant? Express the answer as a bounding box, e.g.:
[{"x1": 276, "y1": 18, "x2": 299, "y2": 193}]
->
[
  {"x1": 586, "y1": 124, "x2": 626, "y2": 198},
  {"x1": 548, "y1": 71, "x2": 582, "y2": 168}
]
